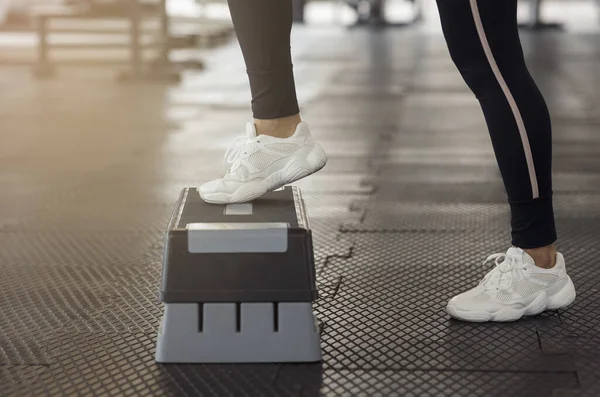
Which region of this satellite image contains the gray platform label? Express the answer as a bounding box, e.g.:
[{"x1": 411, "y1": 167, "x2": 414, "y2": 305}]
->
[
  {"x1": 224, "y1": 204, "x2": 253, "y2": 215},
  {"x1": 186, "y1": 223, "x2": 289, "y2": 253}
]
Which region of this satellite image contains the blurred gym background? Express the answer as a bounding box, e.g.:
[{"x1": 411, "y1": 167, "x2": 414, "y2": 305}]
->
[
  {"x1": 2, "y1": 1, "x2": 600, "y2": 396},
  {"x1": 0, "y1": 0, "x2": 598, "y2": 81}
]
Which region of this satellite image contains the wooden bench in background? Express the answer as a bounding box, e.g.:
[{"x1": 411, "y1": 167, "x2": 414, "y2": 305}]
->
[{"x1": 31, "y1": 0, "x2": 233, "y2": 82}]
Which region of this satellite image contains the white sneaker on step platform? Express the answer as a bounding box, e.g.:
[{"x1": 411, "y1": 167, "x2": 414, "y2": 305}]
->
[
  {"x1": 447, "y1": 247, "x2": 576, "y2": 322},
  {"x1": 199, "y1": 122, "x2": 327, "y2": 204}
]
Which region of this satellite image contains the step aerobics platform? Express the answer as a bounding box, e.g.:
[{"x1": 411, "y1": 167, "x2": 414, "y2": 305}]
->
[{"x1": 155, "y1": 186, "x2": 322, "y2": 363}]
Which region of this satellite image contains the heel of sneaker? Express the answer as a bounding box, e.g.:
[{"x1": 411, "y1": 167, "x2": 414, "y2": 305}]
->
[
  {"x1": 278, "y1": 145, "x2": 327, "y2": 187},
  {"x1": 306, "y1": 144, "x2": 327, "y2": 171},
  {"x1": 547, "y1": 276, "x2": 576, "y2": 310}
]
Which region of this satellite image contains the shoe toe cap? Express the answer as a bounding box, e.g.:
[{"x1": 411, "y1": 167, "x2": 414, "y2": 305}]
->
[
  {"x1": 199, "y1": 179, "x2": 223, "y2": 195},
  {"x1": 447, "y1": 287, "x2": 487, "y2": 308},
  {"x1": 199, "y1": 179, "x2": 244, "y2": 203}
]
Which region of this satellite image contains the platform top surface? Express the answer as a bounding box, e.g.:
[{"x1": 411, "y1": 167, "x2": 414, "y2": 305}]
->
[{"x1": 173, "y1": 187, "x2": 301, "y2": 231}]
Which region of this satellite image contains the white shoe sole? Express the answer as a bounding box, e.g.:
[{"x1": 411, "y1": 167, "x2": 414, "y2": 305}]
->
[
  {"x1": 446, "y1": 276, "x2": 576, "y2": 323},
  {"x1": 201, "y1": 144, "x2": 327, "y2": 204}
]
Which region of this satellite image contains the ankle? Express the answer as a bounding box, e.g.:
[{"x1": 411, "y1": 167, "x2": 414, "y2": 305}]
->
[
  {"x1": 523, "y1": 244, "x2": 557, "y2": 269},
  {"x1": 254, "y1": 114, "x2": 301, "y2": 138}
]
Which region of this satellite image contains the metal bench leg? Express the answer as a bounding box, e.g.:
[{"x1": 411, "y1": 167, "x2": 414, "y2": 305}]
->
[
  {"x1": 349, "y1": 0, "x2": 422, "y2": 29},
  {"x1": 33, "y1": 16, "x2": 56, "y2": 79},
  {"x1": 520, "y1": 0, "x2": 563, "y2": 31},
  {"x1": 118, "y1": 0, "x2": 183, "y2": 83},
  {"x1": 293, "y1": 0, "x2": 305, "y2": 23}
]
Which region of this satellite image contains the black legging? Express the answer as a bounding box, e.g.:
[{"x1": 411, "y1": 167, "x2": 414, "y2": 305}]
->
[{"x1": 226, "y1": 0, "x2": 557, "y2": 249}]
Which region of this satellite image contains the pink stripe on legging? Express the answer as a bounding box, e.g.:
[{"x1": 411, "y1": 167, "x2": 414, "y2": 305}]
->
[{"x1": 469, "y1": 0, "x2": 540, "y2": 199}]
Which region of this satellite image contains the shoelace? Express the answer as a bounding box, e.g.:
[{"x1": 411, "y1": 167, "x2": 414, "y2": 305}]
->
[
  {"x1": 223, "y1": 135, "x2": 257, "y2": 172},
  {"x1": 480, "y1": 253, "x2": 526, "y2": 291},
  {"x1": 224, "y1": 136, "x2": 249, "y2": 165}
]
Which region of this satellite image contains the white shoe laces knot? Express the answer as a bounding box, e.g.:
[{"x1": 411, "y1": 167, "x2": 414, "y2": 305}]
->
[
  {"x1": 224, "y1": 135, "x2": 257, "y2": 173},
  {"x1": 480, "y1": 253, "x2": 527, "y2": 291}
]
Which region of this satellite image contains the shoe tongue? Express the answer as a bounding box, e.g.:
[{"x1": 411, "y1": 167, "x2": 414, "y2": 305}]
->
[
  {"x1": 246, "y1": 122, "x2": 258, "y2": 139},
  {"x1": 506, "y1": 247, "x2": 536, "y2": 266}
]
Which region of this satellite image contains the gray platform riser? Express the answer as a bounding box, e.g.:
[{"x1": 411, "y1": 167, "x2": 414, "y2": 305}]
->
[{"x1": 155, "y1": 302, "x2": 322, "y2": 363}]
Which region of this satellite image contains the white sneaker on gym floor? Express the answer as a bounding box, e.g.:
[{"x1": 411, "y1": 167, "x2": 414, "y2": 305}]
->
[
  {"x1": 199, "y1": 121, "x2": 327, "y2": 204},
  {"x1": 446, "y1": 247, "x2": 576, "y2": 322}
]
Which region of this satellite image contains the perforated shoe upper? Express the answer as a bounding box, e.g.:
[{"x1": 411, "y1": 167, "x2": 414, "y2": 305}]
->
[{"x1": 223, "y1": 122, "x2": 312, "y2": 182}]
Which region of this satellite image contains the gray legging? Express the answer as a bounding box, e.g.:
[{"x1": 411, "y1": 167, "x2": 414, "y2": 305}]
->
[{"x1": 226, "y1": 0, "x2": 556, "y2": 249}]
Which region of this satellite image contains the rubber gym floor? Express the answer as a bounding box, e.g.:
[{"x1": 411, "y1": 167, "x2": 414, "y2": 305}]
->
[{"x1": 1, "y1": 25, "x2": 600, "y2": 397}]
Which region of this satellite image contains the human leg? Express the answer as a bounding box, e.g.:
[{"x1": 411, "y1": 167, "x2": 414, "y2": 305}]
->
[
  {"x1": 435, "y1": 0, "x2": 575, "y2": 321},
  {"x1": 227, "y1": 0, "x2": 300, "y2": 137},
  {"x1": 200, "y1": 0, "x2": 327, "y2": 204}
]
